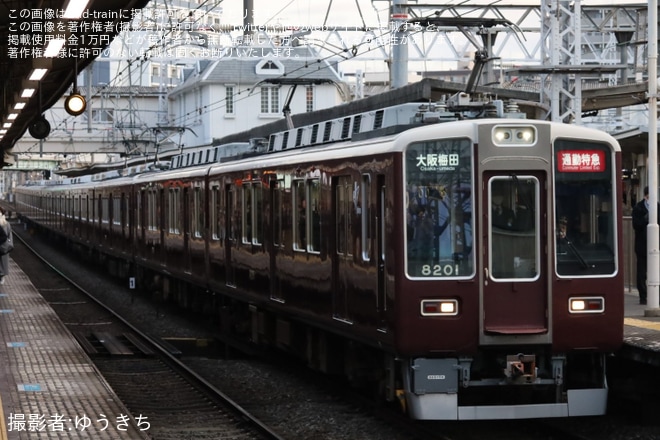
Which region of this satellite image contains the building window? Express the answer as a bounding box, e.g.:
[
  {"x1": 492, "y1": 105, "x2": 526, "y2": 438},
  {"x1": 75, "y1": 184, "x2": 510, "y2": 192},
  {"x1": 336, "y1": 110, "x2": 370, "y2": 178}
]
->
[
  {"x1": 260, "y1": 87, "x2": 279, "y2": 114},
  {"x1": 90, "y1": 109, "x2": 114, "y2": 123},
  {"x1": 306, "y1": 85, "x2": 314, "y2": 113},
  {"x1": 226, "y1": 85, "x2": 235, "y2": 114}
]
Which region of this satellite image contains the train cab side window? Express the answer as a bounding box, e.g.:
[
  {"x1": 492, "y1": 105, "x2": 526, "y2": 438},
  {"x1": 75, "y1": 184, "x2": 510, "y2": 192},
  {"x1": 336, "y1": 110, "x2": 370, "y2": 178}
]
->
[{"x1": 554, "y1": 140, "x2": 616, "y2": 276}]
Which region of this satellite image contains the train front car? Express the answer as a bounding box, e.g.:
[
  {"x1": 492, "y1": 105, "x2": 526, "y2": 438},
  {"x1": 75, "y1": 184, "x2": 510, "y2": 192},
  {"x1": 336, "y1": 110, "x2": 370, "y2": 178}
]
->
[{"x1": 395, "y1": 120, "x2": 623, "y2": 420}]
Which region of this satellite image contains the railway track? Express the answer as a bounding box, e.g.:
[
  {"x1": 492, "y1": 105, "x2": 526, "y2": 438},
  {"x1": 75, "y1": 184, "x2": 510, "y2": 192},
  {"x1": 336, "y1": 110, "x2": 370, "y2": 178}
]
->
[
  {"x1": 9, "y1": 220, "x2": 649, "y2": 440},
  {"x1": 10, "y1": 226, "x2": 285, "y2": 440}
]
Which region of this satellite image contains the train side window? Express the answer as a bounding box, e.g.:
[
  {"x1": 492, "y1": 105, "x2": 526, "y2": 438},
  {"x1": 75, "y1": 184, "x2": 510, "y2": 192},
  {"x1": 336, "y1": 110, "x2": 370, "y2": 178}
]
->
[
  {"x1": 273, "y1": 179, "x2": 284, "y2": 248},
  {"x1": 193, "y1": 186, "x2": 203, "y2": 238},
  {"x1": 241, "y1": 182, "x2": 263, "y2": 246},
  {"x1": 308, "y1": 178, "x2": 321, "y2": 254},
  {"x1": 361, "y1": 174, "x2": 371, "y2": 262},
  {"x1": 81, "y1": 195, "x2": 88, "y2": 222},
  {"x1": 253, "y1": 182, "x2": 263, "y2": 246},
  {"x1": 210, "y1": 185, "x2": 220, "y2": 240},
  {"x1": 228, "y1": 185, "x2": 240, "y2": 242},
  {"x1": 293, "y1": 180, "x2": 306, "y2": 251},
  {"x1": 101, "y1": 196, "x2": 109, "y2": 226},
  {"x1": 168, "y1": 188, "x2": 181, "y2": 234},
  {"x1": 148, "y1": 190, "x2": 158, "y2": 231},
  {"x1": 112, "y1": 196, "x2": 121, "y2": 227},
  {"x1": 335, "y1": 176, "x2": 353, "y2": 257}
]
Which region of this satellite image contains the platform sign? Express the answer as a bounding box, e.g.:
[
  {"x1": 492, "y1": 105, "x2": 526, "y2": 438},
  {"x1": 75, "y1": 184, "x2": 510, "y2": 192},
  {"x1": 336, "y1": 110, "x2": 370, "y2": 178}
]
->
[
  {"x1": 18, "y1": 384, "x2": 42, "y2": 392},
  {"x1": 129, "y1": 277, "x2": 136, "y2": 289}
]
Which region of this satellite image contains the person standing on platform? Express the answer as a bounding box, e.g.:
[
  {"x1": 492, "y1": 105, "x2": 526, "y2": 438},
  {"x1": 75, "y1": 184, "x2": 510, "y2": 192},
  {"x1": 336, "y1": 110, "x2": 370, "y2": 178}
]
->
[
  {"x1": 633, "y1": 186, "x2": 652, "y2": 305},
  {"x1": 0, "y1": 207, "x2": 12, "y2": 285}
]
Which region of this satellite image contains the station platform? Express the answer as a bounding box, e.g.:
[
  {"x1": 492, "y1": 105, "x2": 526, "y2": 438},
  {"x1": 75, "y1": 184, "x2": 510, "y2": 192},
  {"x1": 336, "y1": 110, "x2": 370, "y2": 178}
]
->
[
  {"x1": 622, "y1": 289, "x2": 660, "y2": 366},
  {"x1": 0, "y1": 258, "x2": 149, "y2": 439}
]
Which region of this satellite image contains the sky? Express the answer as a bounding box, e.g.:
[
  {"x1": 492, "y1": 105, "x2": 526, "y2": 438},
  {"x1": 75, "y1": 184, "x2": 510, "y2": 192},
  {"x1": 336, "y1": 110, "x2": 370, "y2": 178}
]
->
[
  {"x1": 215, "y1": 0, "x2": 649, "y2": 28},
  {"x1": 218, "y1": 0, "x2": 385, "y2": 28}
]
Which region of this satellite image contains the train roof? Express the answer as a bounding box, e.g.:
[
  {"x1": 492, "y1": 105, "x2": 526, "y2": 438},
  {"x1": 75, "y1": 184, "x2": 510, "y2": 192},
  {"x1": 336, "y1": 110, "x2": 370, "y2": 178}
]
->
[{"x1": 17, "y1": 93, "x2": 621, "y2": 189}]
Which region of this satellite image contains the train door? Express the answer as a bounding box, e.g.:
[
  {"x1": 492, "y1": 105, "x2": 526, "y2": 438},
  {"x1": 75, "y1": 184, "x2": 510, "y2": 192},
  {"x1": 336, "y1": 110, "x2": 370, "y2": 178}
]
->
[
  {"x1": 269, "y1": 177, "x2": 284, "y2": 302},
  {"x1": 159, "y1": 188, "x2": 166, "y2": 263},
  {"x1": 482, "y1": 173, "x2": 547, "y2": 335},
  {"x1": 332, "y1": 176, "x2": 352, "y2": 322},
  {"x1": 376, "y1": 175, "x2": 387, "y2": 330},
  {"x1": 225, "y1": 184, "x2": 236, "y2": 287},
  {"x1": 183, "y1": 186, "x2": 192, "y2": 274}
]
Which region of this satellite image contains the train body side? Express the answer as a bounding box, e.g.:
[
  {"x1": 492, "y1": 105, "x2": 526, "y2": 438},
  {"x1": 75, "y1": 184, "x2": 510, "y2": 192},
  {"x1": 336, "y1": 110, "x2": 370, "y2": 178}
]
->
[{"x1": 12, "y1": 117, "x2": 624, "y2": 420}]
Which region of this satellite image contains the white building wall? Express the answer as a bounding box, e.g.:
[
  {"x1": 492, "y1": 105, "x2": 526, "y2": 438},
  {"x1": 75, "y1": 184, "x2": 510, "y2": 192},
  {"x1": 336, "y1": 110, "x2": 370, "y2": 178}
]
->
[{"x1": 177, "y1": 81, "x2": 344, "y2": 148}]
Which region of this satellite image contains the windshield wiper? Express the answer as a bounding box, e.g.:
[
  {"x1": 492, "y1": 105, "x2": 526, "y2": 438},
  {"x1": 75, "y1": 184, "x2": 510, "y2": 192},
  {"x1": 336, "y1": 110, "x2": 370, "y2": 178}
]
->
[{"x1": 560, "y1": 237, "x2": 592, "y2": 269}]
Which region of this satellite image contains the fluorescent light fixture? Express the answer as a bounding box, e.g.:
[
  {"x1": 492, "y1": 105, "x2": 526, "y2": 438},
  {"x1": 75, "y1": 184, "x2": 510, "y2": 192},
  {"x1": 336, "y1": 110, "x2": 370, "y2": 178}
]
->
[
  {"x1": 3, "y1": 123, "x2": 11, "y2": 129},
  {"x1": 14, "y1": 102, "x2": 26, "y2": 110},
  {"x1": 44, "y1": 39, "x2": 66, "y2": 57},
  {"x1": 21, "y1": 88, "x2": 36, "y2": 98},
  {"x1": 29, "y1": 68, "x2": 48, "y2": 81},
  {"x1": 62, "y1": 0, "x2": 90, "y2": 19},
  {"x1": 0, "y1": 130, "x2": 6, "y2": 135},
  {"x1": 7, "y1": 113, "x2": 18, "y2": 120}
]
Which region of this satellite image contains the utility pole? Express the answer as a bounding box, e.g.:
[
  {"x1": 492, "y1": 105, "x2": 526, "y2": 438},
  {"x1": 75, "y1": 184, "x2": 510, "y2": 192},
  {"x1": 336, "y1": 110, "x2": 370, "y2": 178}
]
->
[
  {"x1": 645, "y1": 0, "x2": 659, "y2": 315},
  {"x1": 390, "y1": 0, "x2": 408, "y2": 88}
]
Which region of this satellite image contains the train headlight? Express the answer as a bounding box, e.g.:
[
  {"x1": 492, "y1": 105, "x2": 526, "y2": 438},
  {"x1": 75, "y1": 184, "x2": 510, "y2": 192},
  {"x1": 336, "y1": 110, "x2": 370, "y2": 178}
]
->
[
  {"x1": 569, "y1": 296, "x2": 604, "y2": 314},
  {"x1": 492, "y1": 126, "x2": 537, "y2": 146},
  {"x1": 421, "y1": 299, "x2": 459, "y2": 316}
]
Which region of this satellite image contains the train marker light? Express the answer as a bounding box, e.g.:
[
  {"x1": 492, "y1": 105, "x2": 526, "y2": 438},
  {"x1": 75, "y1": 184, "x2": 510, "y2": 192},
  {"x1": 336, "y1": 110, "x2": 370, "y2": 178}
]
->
[
  {"x1": 492, "y1": 125, "x2": 537, "y2": 146},
  {"x1": 421, "y1": 299, "x2": 458, "y2": 316},
  {"x1": 569, "y1": 297, "x2": 604, "y2": 313}
]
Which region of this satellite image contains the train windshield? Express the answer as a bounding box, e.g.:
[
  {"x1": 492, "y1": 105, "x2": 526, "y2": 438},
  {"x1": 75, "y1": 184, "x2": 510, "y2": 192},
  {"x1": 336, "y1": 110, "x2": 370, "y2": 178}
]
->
[
  {"x1": 554, "y1": 139, "x2": 616, "y2": 276},
  {"x1": 405, "y1": 138, "x2": 474, "y2": 278}
]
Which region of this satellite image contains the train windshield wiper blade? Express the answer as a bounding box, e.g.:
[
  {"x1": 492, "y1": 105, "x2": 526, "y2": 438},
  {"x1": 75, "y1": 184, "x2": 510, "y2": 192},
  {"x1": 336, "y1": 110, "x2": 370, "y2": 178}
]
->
[{"x1": 561, "y1": 237, "x2": 591, "y2": 269}]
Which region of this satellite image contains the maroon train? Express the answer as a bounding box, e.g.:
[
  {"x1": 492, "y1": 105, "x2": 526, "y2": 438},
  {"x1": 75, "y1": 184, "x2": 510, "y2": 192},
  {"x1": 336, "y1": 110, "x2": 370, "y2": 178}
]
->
[{"x1": 14, "y1": 100, "x2": 624, "y2": 419}]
